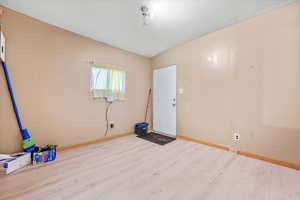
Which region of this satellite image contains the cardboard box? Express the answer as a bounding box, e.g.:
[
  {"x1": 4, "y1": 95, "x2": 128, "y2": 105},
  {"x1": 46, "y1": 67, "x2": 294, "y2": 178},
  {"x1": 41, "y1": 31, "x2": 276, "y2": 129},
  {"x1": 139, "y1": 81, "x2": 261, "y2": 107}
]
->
[{"x1": 0, "y1": 153, "x2": 31, "y2": 175}]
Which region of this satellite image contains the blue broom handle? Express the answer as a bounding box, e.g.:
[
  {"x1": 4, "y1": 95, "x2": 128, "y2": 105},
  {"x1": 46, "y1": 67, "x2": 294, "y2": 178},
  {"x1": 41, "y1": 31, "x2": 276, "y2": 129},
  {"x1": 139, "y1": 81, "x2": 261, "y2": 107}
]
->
[{"x1": 1, "y1": 61, "x2": 23, "y2": 132}]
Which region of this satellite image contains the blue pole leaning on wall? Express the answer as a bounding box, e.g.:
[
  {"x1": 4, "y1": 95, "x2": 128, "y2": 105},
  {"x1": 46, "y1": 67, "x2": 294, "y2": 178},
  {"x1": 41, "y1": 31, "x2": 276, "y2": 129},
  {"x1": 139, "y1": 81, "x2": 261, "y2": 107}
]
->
[{"x1": 1, "y1": 61, "x2": 35, "y2": 152}]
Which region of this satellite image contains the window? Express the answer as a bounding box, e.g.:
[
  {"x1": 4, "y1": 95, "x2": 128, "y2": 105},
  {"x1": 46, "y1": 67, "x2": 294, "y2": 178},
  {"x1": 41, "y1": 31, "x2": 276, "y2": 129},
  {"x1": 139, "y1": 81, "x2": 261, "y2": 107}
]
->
[{"x1": 90, "y1": 65, "x2": 126, "y2": 100}]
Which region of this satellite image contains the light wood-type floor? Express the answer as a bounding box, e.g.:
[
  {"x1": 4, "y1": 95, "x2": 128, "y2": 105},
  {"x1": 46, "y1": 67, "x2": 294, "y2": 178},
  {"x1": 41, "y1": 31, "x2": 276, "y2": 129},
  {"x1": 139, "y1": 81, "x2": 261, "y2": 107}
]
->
[{"x1": 1, "y1": 135, "x2": 300, "y2": 200}]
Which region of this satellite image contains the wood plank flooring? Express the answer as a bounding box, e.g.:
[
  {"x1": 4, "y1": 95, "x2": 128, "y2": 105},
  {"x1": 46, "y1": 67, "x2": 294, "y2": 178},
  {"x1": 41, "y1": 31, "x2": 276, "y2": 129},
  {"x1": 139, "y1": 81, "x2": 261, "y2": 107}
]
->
[{"x1": 1, "y1": 135, "x2": 300, "y2": 200}]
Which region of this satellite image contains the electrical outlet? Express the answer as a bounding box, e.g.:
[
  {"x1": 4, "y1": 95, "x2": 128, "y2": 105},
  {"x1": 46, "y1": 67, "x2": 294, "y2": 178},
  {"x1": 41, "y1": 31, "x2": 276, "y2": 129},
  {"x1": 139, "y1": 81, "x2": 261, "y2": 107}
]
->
[
  {"x1": 110, "y1": 121, "x2": 114, "y2": 128},
  {"x1": 233, "y1": 133, "x2": 240, "y2": 142}
]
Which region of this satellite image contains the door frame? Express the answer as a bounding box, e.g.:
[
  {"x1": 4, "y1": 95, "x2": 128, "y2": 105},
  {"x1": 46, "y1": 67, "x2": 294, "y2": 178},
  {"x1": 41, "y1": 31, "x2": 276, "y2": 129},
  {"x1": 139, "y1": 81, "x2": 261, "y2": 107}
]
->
[{"x1": 152, "y1": 65, "x2": 177, "y2": 138}]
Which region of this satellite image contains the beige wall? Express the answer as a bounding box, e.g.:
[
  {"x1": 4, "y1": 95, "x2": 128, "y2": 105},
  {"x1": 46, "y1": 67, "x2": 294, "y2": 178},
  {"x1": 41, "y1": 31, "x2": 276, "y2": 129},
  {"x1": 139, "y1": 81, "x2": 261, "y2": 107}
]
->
[
  {"x1": 0, "y1": 8, "x2": 152, "y2": 153},
  {"x1": 1, "y1": 1, "x2": 299, "y2": 165},
  {"x1": 152, "y1": 1, "x2": 300, "y2": 164}
]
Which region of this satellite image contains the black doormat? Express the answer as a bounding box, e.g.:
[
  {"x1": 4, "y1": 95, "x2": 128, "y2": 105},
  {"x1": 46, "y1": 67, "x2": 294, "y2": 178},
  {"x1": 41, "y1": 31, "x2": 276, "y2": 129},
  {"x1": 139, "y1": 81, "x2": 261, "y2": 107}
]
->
[{"x1": 137, "y1": 132, "x2": 176, "y2": 145}]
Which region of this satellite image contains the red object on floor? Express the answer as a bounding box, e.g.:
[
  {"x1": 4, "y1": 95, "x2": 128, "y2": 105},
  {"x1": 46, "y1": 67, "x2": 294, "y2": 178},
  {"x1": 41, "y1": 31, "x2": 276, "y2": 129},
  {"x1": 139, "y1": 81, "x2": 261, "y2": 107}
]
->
[{"x1": 144, "y1": 88, "x2": 152, "y2": 123}]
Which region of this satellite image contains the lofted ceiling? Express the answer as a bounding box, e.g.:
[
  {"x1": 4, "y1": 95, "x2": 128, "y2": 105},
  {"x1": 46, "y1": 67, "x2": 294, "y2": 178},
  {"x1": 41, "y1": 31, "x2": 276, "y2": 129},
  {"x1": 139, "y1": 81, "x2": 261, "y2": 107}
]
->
[{"x1": 0, "y1": 0, "x2": 296, "y2": 57}]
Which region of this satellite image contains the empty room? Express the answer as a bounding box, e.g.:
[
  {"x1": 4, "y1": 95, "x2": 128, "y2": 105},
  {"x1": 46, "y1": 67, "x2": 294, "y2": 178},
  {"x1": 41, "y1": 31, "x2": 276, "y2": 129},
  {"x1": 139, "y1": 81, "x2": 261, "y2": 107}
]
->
[{"x1": 0, "y1": 0, "x2": 300, "y2": 199}]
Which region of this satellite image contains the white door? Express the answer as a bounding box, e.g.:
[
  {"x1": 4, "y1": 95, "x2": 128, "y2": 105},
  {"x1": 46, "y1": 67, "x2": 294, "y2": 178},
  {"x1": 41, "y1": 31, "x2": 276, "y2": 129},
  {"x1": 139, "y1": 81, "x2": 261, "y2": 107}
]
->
[{"x1": 153, "y1": 65, "x2": 176, "y2": 137}]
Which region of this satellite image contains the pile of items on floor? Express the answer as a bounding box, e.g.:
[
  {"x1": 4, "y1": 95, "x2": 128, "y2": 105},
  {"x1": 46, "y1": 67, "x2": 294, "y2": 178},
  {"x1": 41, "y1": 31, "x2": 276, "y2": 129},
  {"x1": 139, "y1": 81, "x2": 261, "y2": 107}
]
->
[
  {"x1": 0, "y1": 31, "x2": 58, "y2": 175},
  {"x1": 0, "y1": 145, "x2": 57, "y2": 175},
  {"x1": 0, "y1": 52, "x2": 57, "y2": 175}
]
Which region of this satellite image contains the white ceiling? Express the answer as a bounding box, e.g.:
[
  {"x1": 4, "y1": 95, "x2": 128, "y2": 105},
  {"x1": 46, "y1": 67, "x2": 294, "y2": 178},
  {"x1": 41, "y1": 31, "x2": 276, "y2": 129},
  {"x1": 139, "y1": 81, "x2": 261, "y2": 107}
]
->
[{"x1": 0, "y1": 0, "x2": 296, "y2": 57}]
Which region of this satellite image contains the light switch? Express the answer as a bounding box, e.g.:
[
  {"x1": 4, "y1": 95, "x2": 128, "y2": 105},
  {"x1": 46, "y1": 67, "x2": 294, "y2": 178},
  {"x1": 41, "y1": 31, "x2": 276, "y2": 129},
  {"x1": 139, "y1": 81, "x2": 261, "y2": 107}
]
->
[
  {"x1": 0, "y1": 32, "x2": 5, "y2": 62},
  {"x1": 178, "y1": 88, "x2": 184, "y2": 94}
]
